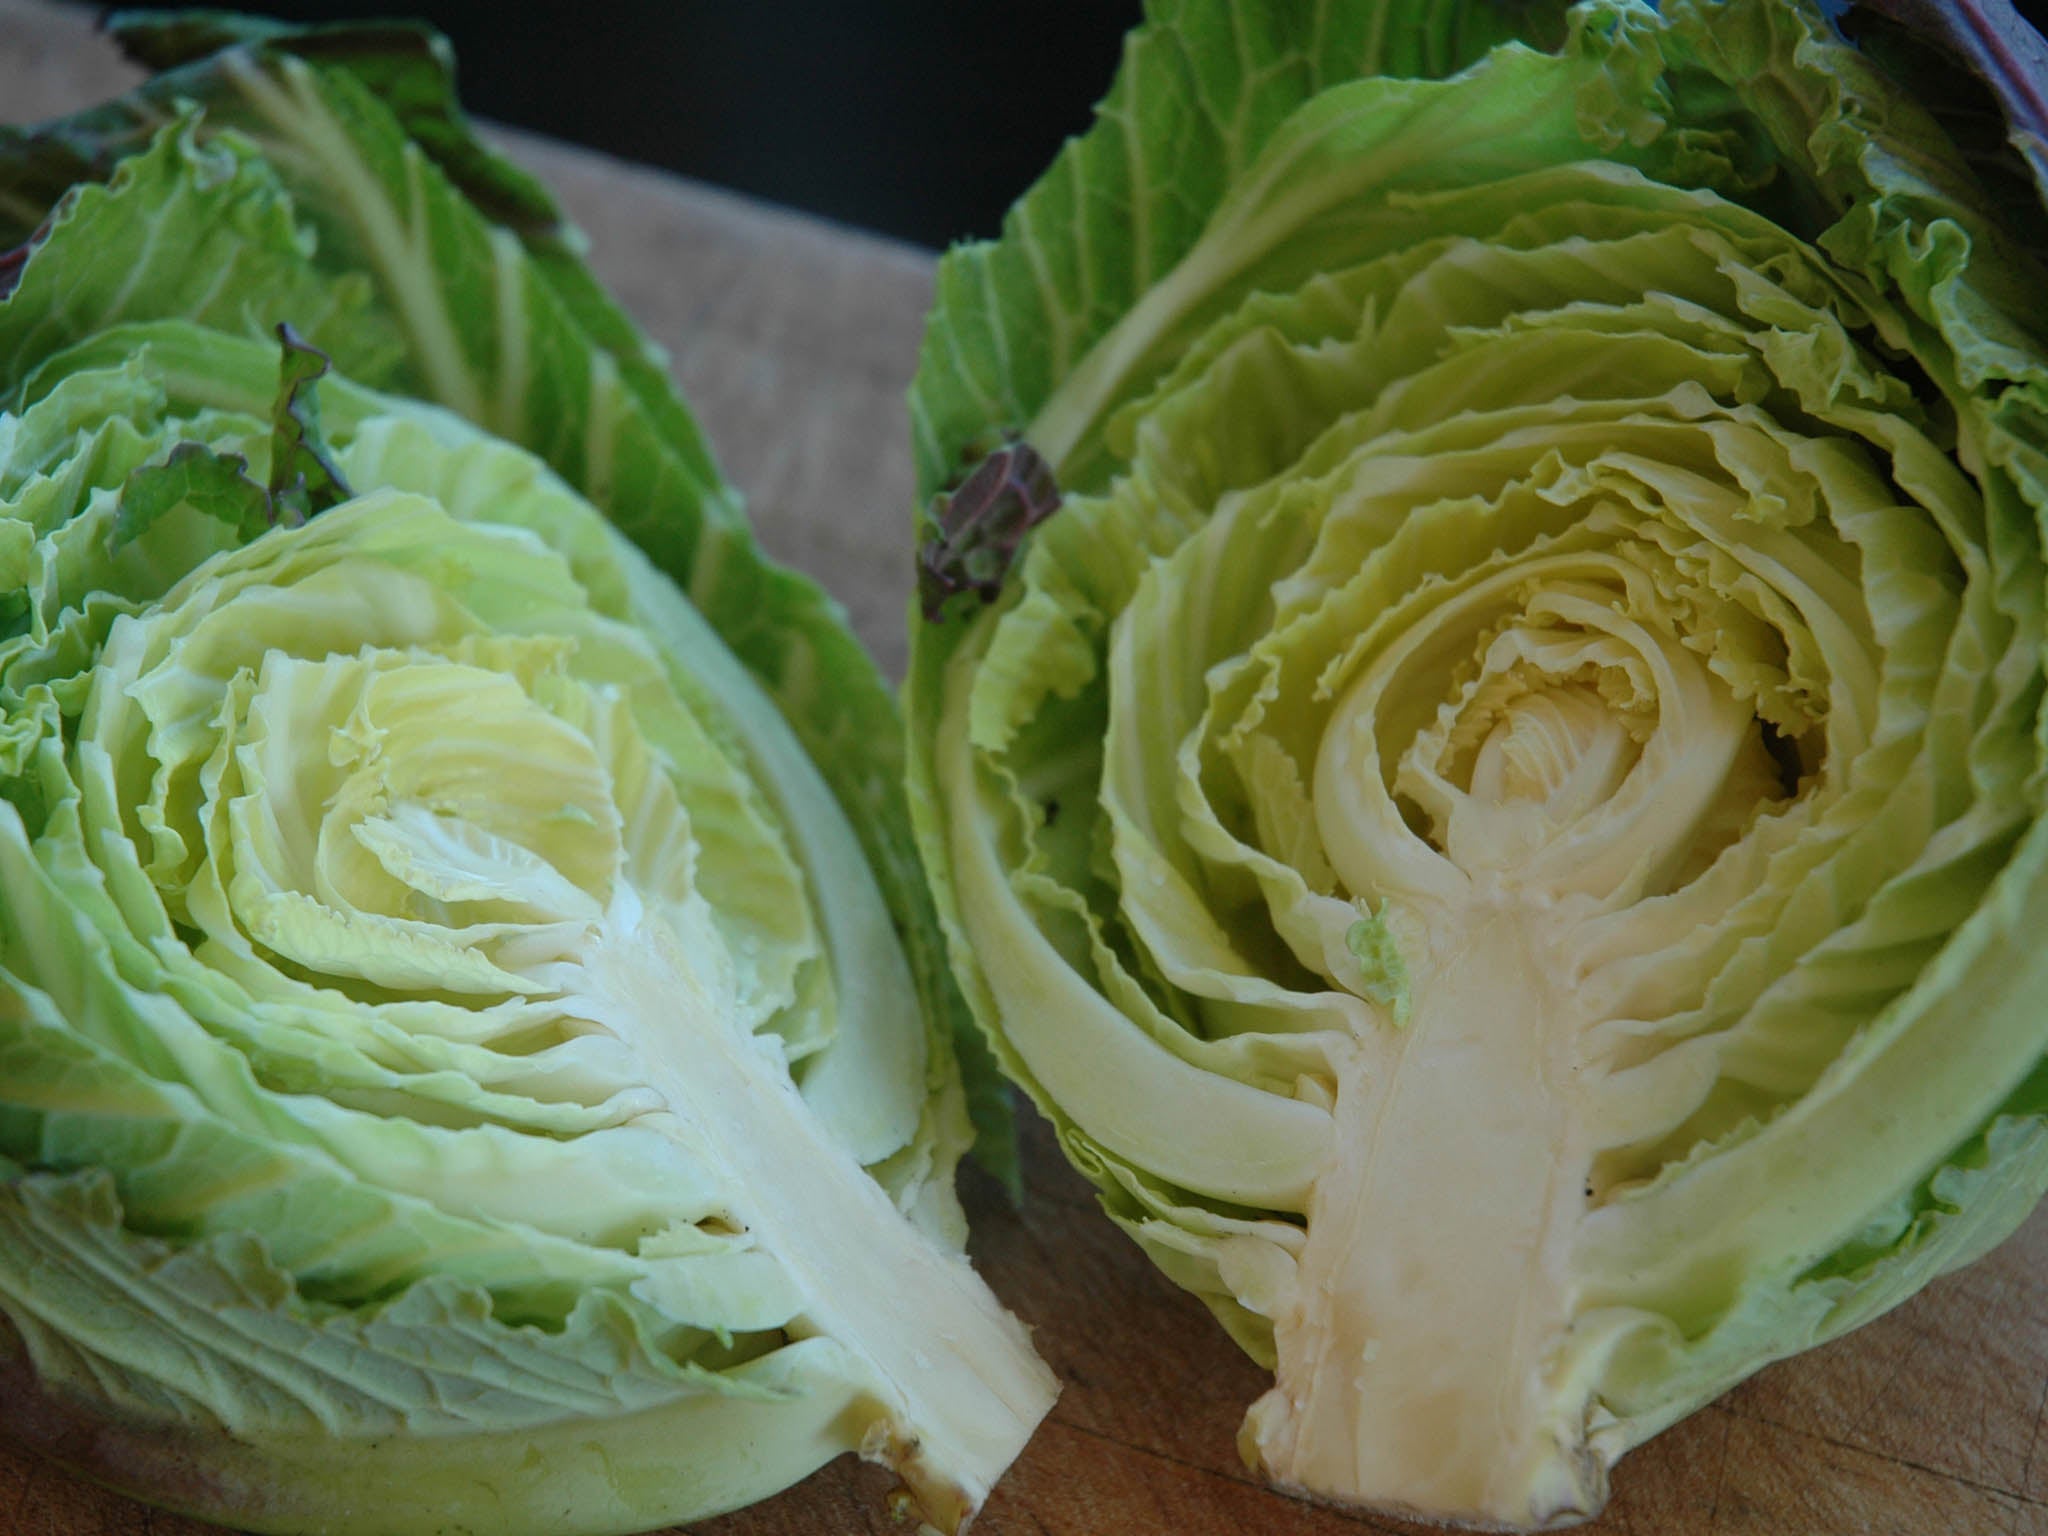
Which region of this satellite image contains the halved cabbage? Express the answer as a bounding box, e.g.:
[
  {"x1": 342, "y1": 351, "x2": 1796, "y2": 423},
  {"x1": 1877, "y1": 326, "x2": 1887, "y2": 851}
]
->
[
  {"x1": 0, "y1": 20, "x2": 1052, "y2": 1536},
  {"x1": 906, "y1": 0, "x2": 2048, "y2": 1526}
]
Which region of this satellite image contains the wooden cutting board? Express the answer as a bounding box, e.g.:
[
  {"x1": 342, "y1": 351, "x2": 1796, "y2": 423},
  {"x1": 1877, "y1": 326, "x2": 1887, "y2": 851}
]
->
[{"x1": 4, "y1": 3, "x2": 2047, "y2": 1532}]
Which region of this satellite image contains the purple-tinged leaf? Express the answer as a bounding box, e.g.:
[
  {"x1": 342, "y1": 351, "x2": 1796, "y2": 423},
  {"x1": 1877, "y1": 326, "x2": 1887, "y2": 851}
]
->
[
  {"x1": 916, "y1": 441, "x2": 1062, "y2": 622},
  {"x1": 114, "y1": 327, "x2": 353, "y2": 549},
  {"x1": 0, "y1": 214, "x2": 52, "y2": 303},
  {"x1": 267, "y1": 322, "x2": 350, "y2": 524},
  {"x1": 1851, "y1": 0, "x2": 2048, "y2": 208}
]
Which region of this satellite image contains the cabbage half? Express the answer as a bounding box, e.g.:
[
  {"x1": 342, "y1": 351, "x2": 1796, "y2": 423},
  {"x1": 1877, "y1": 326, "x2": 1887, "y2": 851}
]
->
[
  {"x1": 0, "y1": 18, "x2": 1052, "y2": 1535},
  {"x1": 906, "y1": 0, "x2": 2048, "y2": 1526}
]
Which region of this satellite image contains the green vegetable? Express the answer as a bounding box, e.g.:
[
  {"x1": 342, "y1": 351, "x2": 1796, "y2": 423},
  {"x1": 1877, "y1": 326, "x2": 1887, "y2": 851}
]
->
[
  {"x1": 0, "y1": 17, "x2": 1052, "y2": 1536},
  {"x1": 905, "y1": 0, "x2": 2048, "y2": 1525}
]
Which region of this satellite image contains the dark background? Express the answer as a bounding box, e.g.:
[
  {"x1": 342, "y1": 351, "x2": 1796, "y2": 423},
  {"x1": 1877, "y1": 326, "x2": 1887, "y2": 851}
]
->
[
  {"x1": 84, "y1": 0, "x2": 1144, "y2": 250},
  {"x1": 72, "y1": 0, "x2": 2048, "y2": 251}
]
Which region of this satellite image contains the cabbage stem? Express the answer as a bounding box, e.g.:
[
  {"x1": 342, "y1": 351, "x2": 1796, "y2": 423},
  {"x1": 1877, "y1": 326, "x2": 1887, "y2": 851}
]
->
[
  {"x1": 1244, "y1": 897, "x2": 1601, "y2": 1529},
  {"x1": 575, "y1": 896, "x2": 1058, "y2": 1531}
]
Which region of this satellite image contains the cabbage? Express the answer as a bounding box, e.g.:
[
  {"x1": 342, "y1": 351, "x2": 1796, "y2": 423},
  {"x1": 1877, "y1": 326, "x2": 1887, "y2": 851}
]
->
[
  {"x1": 0, "y1": 17, "x2": 1052, "y2": 1535},
  {"x1": 905, "y1": 0, "x2": 2048, "y2": 1525}
]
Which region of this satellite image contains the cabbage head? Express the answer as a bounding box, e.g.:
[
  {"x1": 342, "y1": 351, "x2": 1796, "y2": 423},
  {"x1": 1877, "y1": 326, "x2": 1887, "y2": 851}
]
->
[
  {"x1": 906, "y1": 0, "x2": 2048, "y2": 1526},
  {"x1": 0, "y1": 17, "x2": 1053, "y2": 1536}
]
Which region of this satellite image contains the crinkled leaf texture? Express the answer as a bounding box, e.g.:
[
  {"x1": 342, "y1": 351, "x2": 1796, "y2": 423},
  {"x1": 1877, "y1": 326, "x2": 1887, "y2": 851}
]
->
[
  {"x1": 906, "y1": 0, "x2": 2048, "y2": 1527},
  {"x1": 0, "y1": 23, "x2": 1052, "y2": 1536}
]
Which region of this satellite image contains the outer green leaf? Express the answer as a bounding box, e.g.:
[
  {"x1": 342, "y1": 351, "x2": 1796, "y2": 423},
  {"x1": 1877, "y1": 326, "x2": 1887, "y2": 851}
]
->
[
  {"x1": 906, "y1": 0, "x2": 1572, "y2": 501},
  {"x1": 265, "y1": 322, "x2": 349, "y2": 520}
]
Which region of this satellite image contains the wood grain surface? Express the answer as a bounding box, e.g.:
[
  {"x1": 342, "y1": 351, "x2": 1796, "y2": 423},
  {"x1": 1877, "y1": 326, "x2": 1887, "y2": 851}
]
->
[{"x1": 5, "y1": 3, "x2": 2048, "y2": 1532}]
